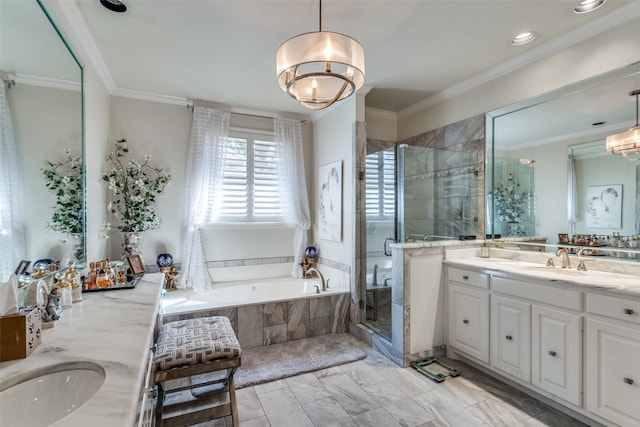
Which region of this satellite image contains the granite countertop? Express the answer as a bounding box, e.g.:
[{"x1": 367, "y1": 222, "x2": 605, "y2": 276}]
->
[
  {"x1": 0, "y1": 273, "x2": 164, "y2": 426},
  {"x1": 444, "y1": 248, "x2": 640, "y2": 298}
]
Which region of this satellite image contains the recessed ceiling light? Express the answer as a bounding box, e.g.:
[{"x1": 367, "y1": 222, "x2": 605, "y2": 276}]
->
[
  {"x1": 574, "y1": 0, "x2": 606, "y2": 14},
  {"x1": 511, "y1": 31, "x2": 537, "y2": 46},
  {"x1": 100, "y1": 0, "x2": 127, "y2": 13}
]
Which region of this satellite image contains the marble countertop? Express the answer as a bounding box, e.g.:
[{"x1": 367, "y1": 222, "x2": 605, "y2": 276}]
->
[
  {"x1": 444, "y1": 248, "x2": 640, "y2": 298},
  {"x1": 0, "y1": 273, "x2": 164, "y2": 426}
]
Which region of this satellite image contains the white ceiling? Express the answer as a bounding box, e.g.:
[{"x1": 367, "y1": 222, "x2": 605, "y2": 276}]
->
[{"x1": 72, "y1": 0, "x2": 636, "y2": 117}]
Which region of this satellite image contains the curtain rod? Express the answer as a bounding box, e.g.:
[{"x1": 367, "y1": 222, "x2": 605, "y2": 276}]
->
[{"x1": 187, "y1": 100, "x2": 307, "y2": 124}]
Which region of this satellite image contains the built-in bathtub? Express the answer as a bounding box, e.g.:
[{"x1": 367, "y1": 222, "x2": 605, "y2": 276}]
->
[{"x1": 161, "y1": 276, "x2": 351, "y2": 349}]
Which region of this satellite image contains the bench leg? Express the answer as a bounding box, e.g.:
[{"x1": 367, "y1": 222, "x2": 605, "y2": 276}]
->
[
  {"x1": 228, "y1": 375, "x2": 239, "y2": 427},
  {"x1": 155, "y1": 382, "x2": 165, "y2": 427}
]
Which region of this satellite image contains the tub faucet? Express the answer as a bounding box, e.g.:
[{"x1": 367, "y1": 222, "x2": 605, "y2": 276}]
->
[
  {"x1": 556, "y1": 247, "x2": 571, "y2": 269},
  {"x1": 307, "y1": 267, "x2": 326, "y2": 291}
]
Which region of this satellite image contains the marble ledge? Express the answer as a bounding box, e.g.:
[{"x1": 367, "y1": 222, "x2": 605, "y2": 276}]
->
[
  {"x1": 443, "y1": 247, "x2": 640, "y2": 298},
  {"x1": 0, "y1": 273, "x2": 165, "y2": 427}
]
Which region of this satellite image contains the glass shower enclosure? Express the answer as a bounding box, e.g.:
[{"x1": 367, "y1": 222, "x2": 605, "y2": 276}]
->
[{"x1": 360, "y1": 143, "x2": 482, "y2": 339}]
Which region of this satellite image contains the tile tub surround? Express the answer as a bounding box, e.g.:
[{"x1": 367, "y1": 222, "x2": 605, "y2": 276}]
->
[
  {"x1": 163, "y1": 293, "x2": 350, "y2": 349},
  {"x1": 0, "y1": 274, "x2": 164, "y2": 427}
]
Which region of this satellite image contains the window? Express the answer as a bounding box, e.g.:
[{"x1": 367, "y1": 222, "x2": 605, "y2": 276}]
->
[
  {"x1": 217, "y1": 131, "x2": 283, "y2": 222},
  {"x1": 365, "y1": 149, "x2": 395, "y2": 219}
]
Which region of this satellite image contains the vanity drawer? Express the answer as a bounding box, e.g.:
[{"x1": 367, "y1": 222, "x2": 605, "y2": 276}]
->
[
  {"x1": 587, "y1": 293, "x2": 640, "y2": 324},
  {"x1": 492, "y1": 277, "x2": 582, "y2": 311},
  {"x1": 448, "y1": 268, "x2": 489, "y2": 289}
]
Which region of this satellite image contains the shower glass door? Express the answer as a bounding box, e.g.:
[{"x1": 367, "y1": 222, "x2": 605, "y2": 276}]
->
[{"x1": 360, "y1": 146, "x2": 396, "y2": 338}]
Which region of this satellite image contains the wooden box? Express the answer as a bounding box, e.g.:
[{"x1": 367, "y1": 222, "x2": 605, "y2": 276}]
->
[{"x1": 0, "y1": 307, "x2": 41, "y2": 361}]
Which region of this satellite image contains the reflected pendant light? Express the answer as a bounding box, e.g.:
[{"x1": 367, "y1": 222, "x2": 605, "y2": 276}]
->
[
  {"x1": 606, "y1": 89, "x2": 640, "y2": 161},
  {"x1": 276, "y1": 0, "x2": 365, "y2": 110}
]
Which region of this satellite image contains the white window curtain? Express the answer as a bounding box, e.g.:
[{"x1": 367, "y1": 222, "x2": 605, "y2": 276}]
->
[
  {"x1": 0, "y1": 84, "x2": 25, "y2": 281},
  {"x1": 274, "y1": 118, "x2": 311, "y2": 278},
  {"x1": 181, "y1": 107, "x2": 230, "y2": 291}
]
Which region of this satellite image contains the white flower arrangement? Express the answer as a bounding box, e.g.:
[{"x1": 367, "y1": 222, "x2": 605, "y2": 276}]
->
[
  {"x1": 103, "y1": 139, "x2": 170, "y2": 233},
  {"x1": 42, "y1": 148, "x2": 83, "y2": 234},
  {"x1": 491, "y1": 178, "x2": 529, "y2": 223}
]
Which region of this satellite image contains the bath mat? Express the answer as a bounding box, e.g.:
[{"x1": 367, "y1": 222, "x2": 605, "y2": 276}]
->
[{"x1": 191, "y1": 333, "x2": 367, "y2": 394}]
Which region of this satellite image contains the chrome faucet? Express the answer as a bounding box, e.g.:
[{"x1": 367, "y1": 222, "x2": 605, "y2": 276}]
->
[
  {"x1": 372, "y1": 264, "x2": 379, "y2": 286},
  {"x1": 556, "y1": 247, "x2": 572, "y2": 269},
  {"x1": 383, "y1": 277, "x2": 392, "y2": 286},
  {"x1": 307, "y1": 267, "x2": 326, "y2": 291}
]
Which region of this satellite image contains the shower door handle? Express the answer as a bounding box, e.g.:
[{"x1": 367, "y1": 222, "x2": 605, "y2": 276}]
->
[{"x1": 384, "y1": 237, "x2": 396, "y2": 256}]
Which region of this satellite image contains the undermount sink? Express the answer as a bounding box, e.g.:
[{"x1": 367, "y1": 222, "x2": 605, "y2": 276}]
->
[
  {"x1": 0, "y1": 361, "x2": 105, "y2": 426},
  {"x1": 523, "y1": 265, "x2": 586, "y2": 276}
]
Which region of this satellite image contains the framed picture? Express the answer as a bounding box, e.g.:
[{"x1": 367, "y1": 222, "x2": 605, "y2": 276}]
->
[
  {"x1": 14, "y1": 260, "x2": 31, "y2": 275},
  {"x1": 318, "y1": 160, "x2": 342, "y2": 242},
  {"x1": 125, "y1": 254, "x2": 145, "y2": 276},
  {"x1": 585, "y1": 184, "x2": 622, "y2": 229}
]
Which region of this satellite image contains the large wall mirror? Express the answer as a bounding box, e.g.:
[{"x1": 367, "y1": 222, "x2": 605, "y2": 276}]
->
[
  {"x1": 1, "y1": 0, "x2": 84, "y2": 279},
  {"x1": 487, "y1": 61, "x2": 640, "y2": 258}
]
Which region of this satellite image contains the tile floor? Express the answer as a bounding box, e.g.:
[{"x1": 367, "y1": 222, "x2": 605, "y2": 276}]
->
[{"x1": 182, "y1": 336, "x2": 590, "y2": 427}]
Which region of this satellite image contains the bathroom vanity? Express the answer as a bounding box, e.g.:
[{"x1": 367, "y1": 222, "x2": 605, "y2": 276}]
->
[
  {"x1": 0, "y1": 273, "x2": 164, "y2": 427},
  {"x1": 444, "y1": 249, "x2": 640, "y2": 427}
]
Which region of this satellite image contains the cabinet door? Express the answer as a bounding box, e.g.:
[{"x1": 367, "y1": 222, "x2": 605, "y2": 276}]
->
[
  {"x1": 447, "y1": 283, "x2": 489, "y2": 363},
  {"x1": 586, "y1": 318, "x2": 640, "y2": 427},
  {"x1": 532, "y1": 305, "x2": 582, "y2": 406},
  {"x1": 491, "y1": 294, "x2": 531, "y2": 382}
]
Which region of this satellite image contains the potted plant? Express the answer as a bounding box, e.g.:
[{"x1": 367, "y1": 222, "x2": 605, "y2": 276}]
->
[{"x1": 102, "y1": 139, "x2": 170, "y2": 258}]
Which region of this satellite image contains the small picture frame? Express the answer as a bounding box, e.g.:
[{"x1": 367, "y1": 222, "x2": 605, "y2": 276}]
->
[
  {"x1": 14, "y1": 260, "x2": 31, "y2": 276},
  {"x1": 558, "y1": 233, "x2": 569, "y2": 244},
  {"x1": 125, "y1": 254, "x2": 145, "y2": 276}
]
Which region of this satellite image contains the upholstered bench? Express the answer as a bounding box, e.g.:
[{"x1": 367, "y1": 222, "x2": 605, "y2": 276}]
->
[{"x1": 153, "y1": 316, "x2": 242, "y2": 427}]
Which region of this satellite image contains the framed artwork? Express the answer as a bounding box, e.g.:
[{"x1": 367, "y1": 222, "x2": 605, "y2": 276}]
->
[
  {"x1": 14, "y1": 260, "x2": 31, "y2": 275},
  {"x1": 585, "y1": 184, "x2": 622, "y2": 229},
  {"x1": 125, "y1": 254, "x2": 145, "y2": 276},
  {"x1": 318, "y1": 160, "x2": 343, "y2": 242}
]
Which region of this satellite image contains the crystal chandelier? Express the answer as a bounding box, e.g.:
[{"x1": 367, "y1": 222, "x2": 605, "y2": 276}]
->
[{"x1": 276, "y1": 0, "x2": 365, "y2": 110}]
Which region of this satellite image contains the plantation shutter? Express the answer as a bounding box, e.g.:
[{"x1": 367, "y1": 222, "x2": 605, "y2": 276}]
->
[
  {"x1": 218, "y1": 134, "x2": 283, "y2": 222},
  {"x1": 365, "y1": 150, "x2": 395, "y2": 219}
]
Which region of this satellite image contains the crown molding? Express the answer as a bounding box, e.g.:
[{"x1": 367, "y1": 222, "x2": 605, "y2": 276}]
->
[
  {"x1": 14, "y1": 73, "x2": 81, "y2": 92},
  {"x1": 365, "y1": 107, "x2": 397, "y2": 122},
  {"x1": 112, "y1": 87, "x2": 188, "y2": 106},
  {"x1": 398, "y1": 1, "x2": 640, "y2": 120}
]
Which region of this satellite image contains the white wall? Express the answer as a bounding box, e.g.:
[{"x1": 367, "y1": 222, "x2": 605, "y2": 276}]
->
[
  {"x1": 109, "y1": 97, "x2": 191, "y2": 262},
  {"x1": 364, "y1": 109, "x2": 397, "y2": 142},
  {"x1": 312, "y1": 99, "x2": 356, "y2": 266}
]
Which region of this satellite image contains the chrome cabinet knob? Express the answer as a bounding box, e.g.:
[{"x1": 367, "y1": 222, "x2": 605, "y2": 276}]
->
[
  {"x1": 505, "y1": 335, "x2": 513, "y2": 341},
  {"x1": 462, "y1": 275, "x2": 469, "y2": 280},
  {"x1": 463, "y1": 319, "x2": 469, "y2": 324},
  {"x1": 548, "y1": 350, "x2": 557, "y2": 357},
  {"x1": 623, "y1": 308, "x2": 634, "y2": 315},
  {"x1": 624, "y1": 377, "x2": 634, "y2": 385}
]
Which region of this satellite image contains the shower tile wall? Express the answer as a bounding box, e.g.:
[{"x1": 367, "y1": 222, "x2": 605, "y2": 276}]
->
[{"x1": 399, "y1": 114, "x2": 485, "y2": 240}]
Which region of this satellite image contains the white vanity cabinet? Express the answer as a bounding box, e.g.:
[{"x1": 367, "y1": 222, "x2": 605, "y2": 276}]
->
[
  {"x1": 531, "y1": 305, "x2": 582, "y2": 406},
  {"x1": 586, "y1": 293, "x2": 640, "y2": 427},
  {"x1": 491, "y1": 294, "x2": 531, "y2": 382},
  {"x1": 446, "y1": 268, "x2": 490, "y2": 363},
  {"x1": 491, "y1": 276, "x2": 583, "y2": 406}
]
